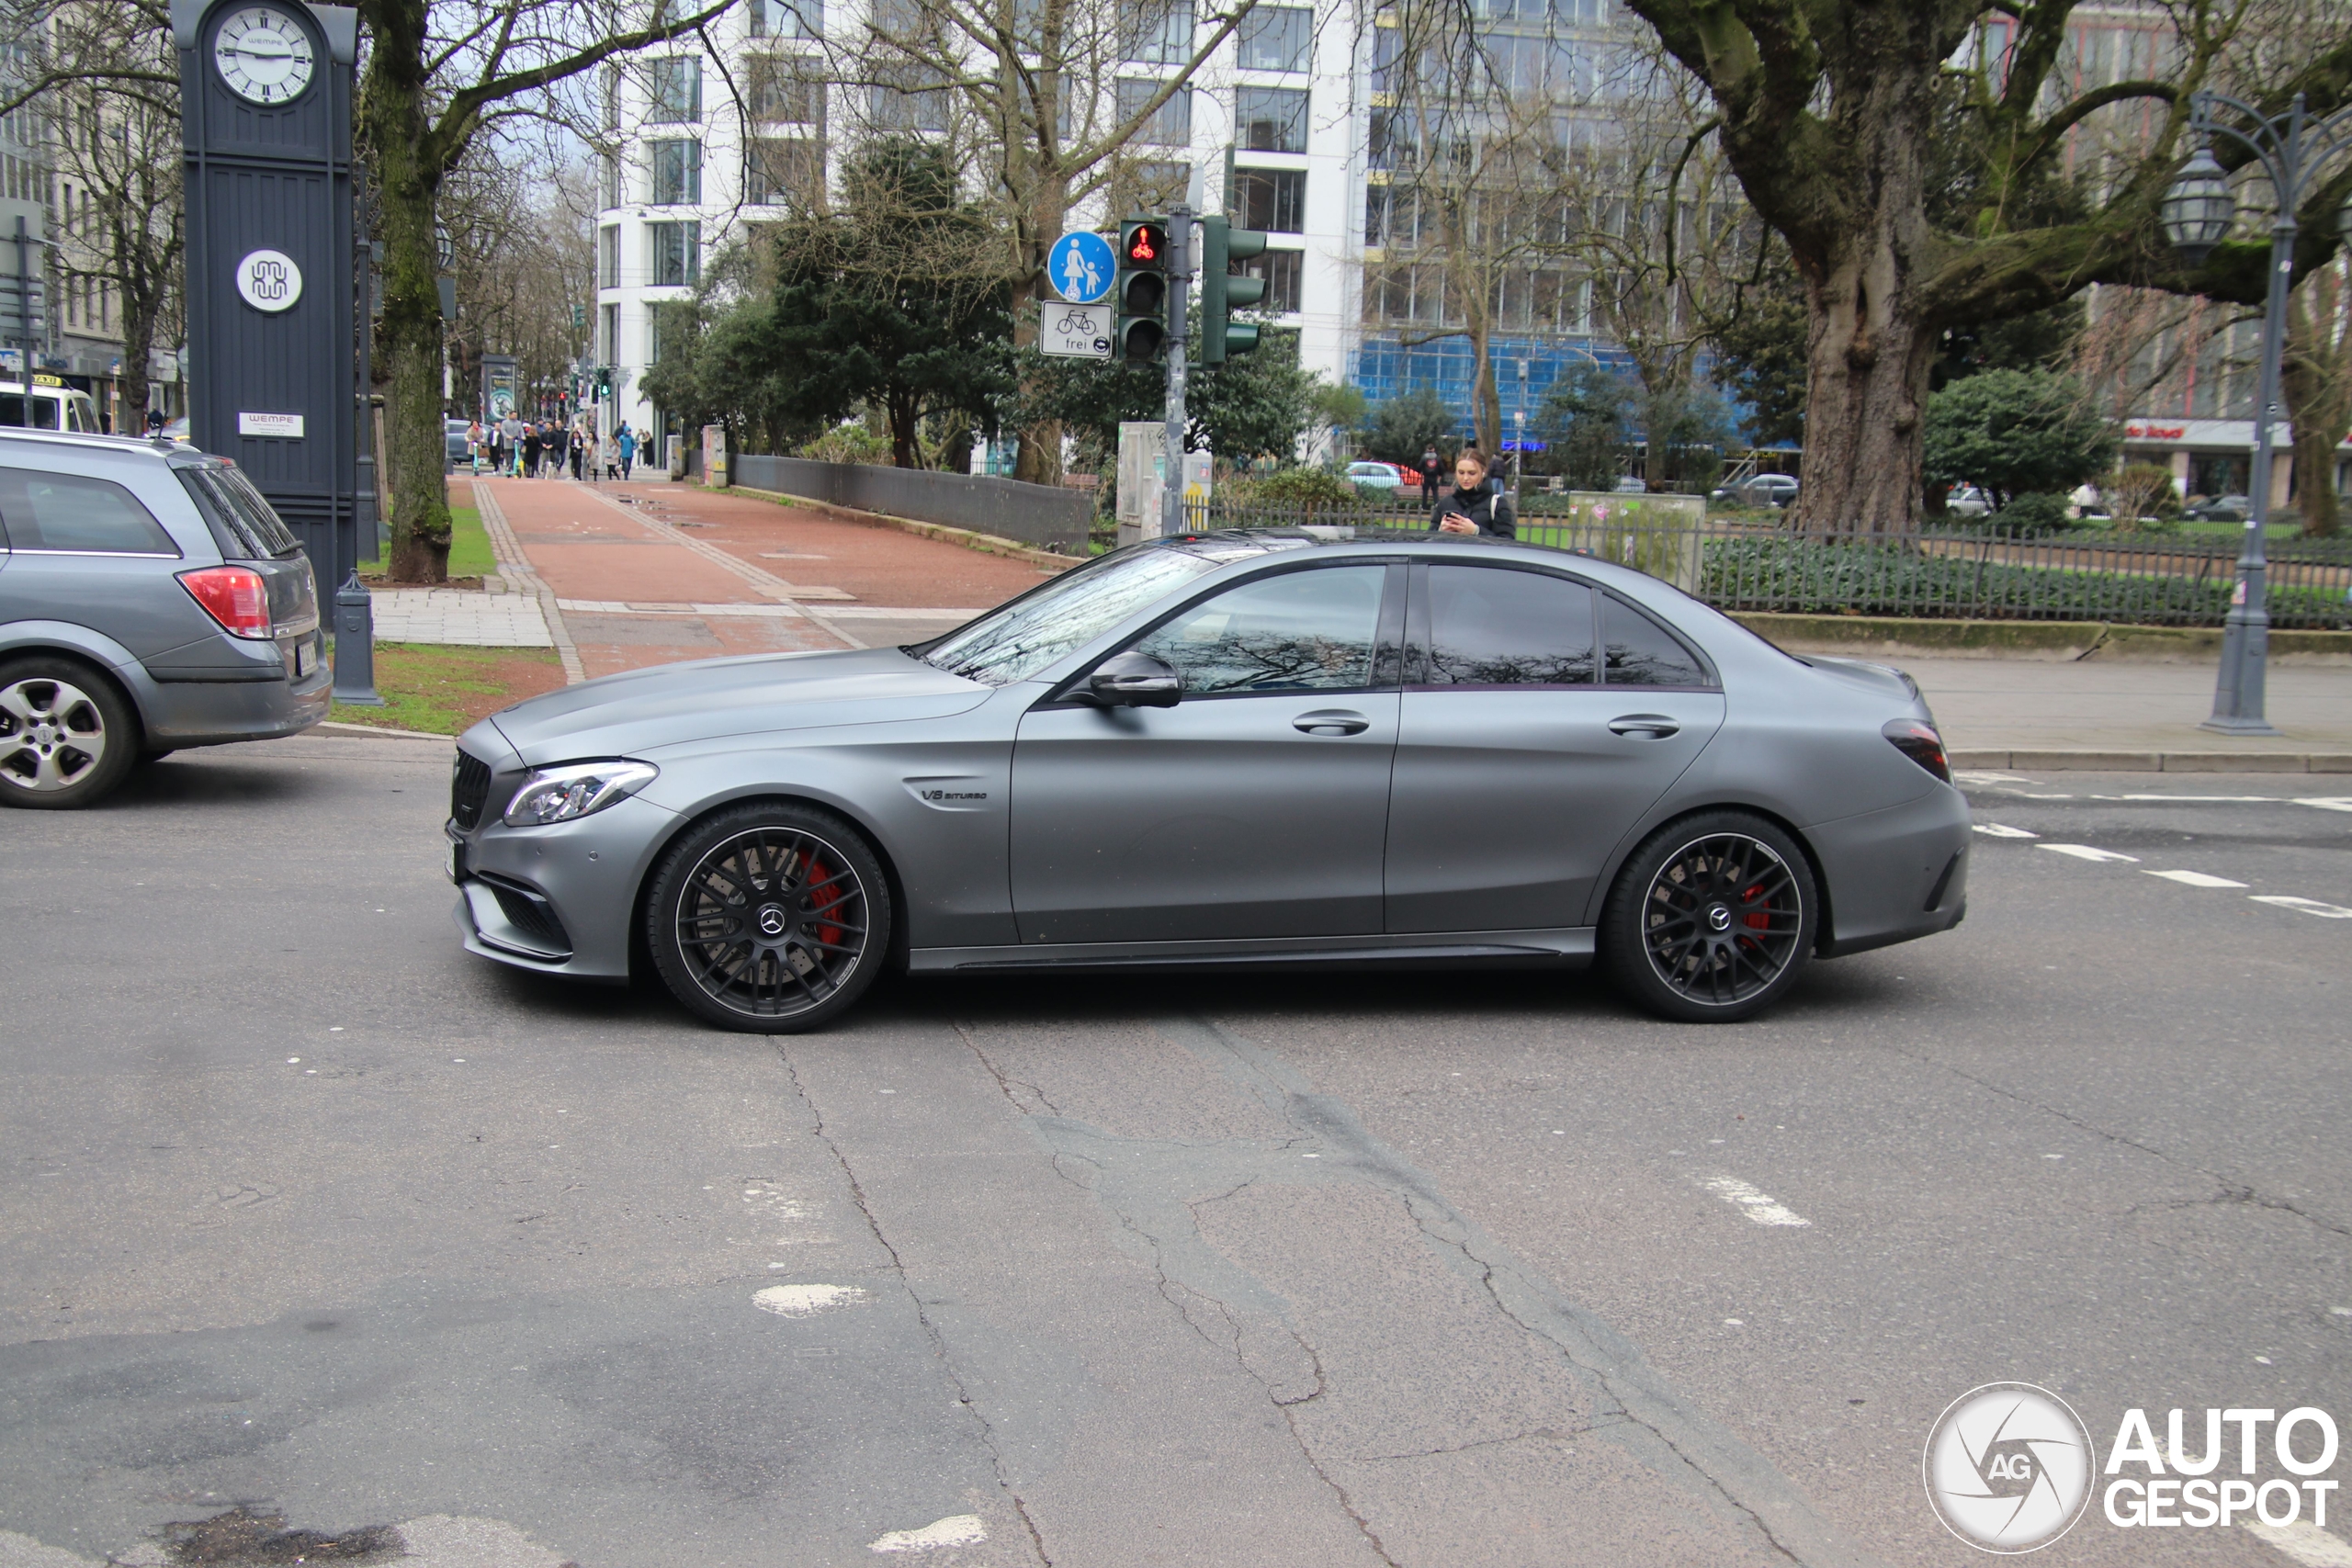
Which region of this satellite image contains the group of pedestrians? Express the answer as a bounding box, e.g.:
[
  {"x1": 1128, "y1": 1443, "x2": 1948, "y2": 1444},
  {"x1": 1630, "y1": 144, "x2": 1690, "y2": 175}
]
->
[{"x1": 465, "y1": 415, "x2": 639, "y2": 481}]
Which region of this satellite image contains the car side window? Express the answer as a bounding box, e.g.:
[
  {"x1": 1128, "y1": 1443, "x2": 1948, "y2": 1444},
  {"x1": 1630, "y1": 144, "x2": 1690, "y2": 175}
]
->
[
  {"x1": 1135, "y1": 565, "x2": 1388, "y2": 694},
  {"x1": 1419, "y1": 565, "x2": 1596, "y2": 687},
  {"x1": 1600, "y1": 595, "x2": 1711, "y2": 687},
  {"x1": 0, "y1": 467, "x2": 180, "y2": 555}
]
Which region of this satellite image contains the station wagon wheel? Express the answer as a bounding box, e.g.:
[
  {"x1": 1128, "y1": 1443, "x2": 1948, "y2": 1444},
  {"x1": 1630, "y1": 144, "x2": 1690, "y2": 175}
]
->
[
  {"x1": 1600, "y1": 812, "x2": 1818, "y2": 1023},
  {"x1": 645, "y1": 803, "x2": 893, "y2": 1033},
  {"x1": 0, "y1": 657, "x2": 138, "y2": 811}
]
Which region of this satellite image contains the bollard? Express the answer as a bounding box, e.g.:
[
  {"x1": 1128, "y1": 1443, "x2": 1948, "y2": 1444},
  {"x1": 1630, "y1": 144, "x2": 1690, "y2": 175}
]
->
[{"x1": 331, "y1": 570, "x2": 385, "y2": 705}]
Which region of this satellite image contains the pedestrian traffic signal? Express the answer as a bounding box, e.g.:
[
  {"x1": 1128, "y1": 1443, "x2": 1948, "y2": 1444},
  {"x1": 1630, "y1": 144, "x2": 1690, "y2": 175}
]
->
[
  {"x1": 1198, "y1": 216, "x2": 1266, "y2": 365},
  {"x1": 594, "y1": 367, "x2": 612, "y2": 396},
  {"x1": 1115, "y1": 218, "x2": 1169, "y2": 362}
]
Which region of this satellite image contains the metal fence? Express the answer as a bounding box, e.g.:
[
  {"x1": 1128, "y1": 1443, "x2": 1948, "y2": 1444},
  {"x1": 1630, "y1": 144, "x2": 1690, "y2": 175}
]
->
[
  {"x1": 729, "y1": 455, "x2": 1092, "y2": 553},
  {"x1": 1188, "y1": 505, "x2": 2352, "y2": 630}
]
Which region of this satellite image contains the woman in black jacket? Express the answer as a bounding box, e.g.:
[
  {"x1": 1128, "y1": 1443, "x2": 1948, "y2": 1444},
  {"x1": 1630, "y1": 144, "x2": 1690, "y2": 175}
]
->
[{"x1": 1430, "y1": 447, "x2": 1515, "y2": 537}]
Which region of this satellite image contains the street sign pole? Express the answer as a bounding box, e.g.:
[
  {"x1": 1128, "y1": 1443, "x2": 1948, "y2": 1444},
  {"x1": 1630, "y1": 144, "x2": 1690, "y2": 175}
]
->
[{"x1": 1160, "y1": 203, "x2": 1191, "y2": 540}]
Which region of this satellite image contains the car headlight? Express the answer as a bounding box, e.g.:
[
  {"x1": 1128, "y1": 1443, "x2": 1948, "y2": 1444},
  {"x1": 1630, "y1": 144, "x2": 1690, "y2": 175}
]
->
[{"x1": 503, "y1": 761, "x2": 659, "y2": 827}]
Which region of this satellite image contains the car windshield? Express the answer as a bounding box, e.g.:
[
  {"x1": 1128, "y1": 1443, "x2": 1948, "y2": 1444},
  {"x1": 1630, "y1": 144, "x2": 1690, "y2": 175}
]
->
[{"x1": 921, "y1": 547, "x2": 1224, "y2": 687}]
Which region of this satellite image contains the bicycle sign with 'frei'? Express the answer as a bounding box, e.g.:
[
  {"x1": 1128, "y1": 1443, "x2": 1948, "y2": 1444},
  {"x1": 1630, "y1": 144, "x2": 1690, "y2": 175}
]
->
[{"x1": 1041, "y1": 302, "x2": 1112, "y2": 359}]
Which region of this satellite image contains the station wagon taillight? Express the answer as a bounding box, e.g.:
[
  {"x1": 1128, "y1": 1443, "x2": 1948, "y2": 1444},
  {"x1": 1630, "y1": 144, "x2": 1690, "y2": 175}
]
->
[{"x1": 178, "y1": 565, "x2": 273, "y2": 639}]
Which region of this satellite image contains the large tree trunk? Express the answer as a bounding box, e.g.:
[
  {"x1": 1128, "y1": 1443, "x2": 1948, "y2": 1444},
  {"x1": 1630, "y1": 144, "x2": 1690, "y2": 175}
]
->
[
  {"x1": 1010, "y1": 175, "x2": 1064, "y2": 486},
  {"x1": 357, "y1": 0, "x2": 454, "y2": 582},
  {"x1": 2282, "y1": 274, "x2": 2346, "y2": 538},
  {"x1": 1783, "y1": 70, "x2": 1937, "y2": 536}
]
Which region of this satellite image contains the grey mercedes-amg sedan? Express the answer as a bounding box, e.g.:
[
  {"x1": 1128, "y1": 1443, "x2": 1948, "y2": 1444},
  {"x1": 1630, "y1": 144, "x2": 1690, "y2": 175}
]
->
[{"x1": 446, "y1": 530, "x2": 1969, "y2": 1031}]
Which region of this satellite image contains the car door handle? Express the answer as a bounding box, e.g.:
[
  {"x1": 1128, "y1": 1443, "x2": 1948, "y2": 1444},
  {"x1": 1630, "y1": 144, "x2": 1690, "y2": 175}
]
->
[
  {"x1": 1609, "y1": 714, "x2": 1680, "y2": 738},
  {"x1": 1294, "y1": 709, "x2": 1371, "y2": 736}
]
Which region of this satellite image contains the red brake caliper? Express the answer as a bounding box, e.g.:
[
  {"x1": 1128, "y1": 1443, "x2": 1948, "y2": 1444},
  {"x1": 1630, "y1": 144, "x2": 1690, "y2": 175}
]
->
[
  {"x1": 806, "y1": 857, "x2": 844, "y2": 949},
  {"x1": 1741, "y1": 882, "x2": 1771, "y2": 933}
]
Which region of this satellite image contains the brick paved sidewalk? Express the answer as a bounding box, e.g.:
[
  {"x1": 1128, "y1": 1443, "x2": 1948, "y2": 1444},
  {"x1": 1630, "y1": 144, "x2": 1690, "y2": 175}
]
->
[{"x1": 472, "y1": 476, "x2": 1053, "y2": 680}]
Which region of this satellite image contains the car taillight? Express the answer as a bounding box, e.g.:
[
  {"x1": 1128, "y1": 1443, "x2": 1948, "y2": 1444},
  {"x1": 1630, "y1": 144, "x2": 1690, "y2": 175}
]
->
[
  {"x1": 1883, "y1": 718, "x2": 1951, "y2": 783},
  {"x1": 178, "y1": 566, "x2": 273, "y2": 638}
]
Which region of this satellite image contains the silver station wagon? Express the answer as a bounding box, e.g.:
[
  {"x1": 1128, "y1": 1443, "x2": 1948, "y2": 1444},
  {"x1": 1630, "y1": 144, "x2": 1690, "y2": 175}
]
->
[
  {"x1": 447, "y1": 530, "x2": 1972, "y2": 1030},
  {"x1": 0, "y1": 429, "x2": 329, "y2": 808}
]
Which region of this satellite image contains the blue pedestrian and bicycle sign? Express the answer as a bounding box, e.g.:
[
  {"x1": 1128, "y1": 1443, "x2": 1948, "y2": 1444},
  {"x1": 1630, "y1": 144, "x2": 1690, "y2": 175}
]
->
[{"x1": 1048, "y1": 231, "x2": 1116, "y2": 305}]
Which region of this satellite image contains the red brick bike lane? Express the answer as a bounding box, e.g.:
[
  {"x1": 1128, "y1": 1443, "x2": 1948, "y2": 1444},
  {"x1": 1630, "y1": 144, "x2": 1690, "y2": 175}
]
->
[{"x1": 475, "y1": 476, "x2": 1061, "y2": 680}]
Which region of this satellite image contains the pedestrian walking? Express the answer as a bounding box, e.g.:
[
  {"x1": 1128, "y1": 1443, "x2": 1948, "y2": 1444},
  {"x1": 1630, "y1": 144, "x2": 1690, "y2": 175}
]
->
[
  {"x1": 1419, "y1": 446, "x2": 1443, "y2": 496},
  {"x1": 498, "y1": 413, "x2": 524, "y2": 477},
  {"x1": 579, "y1": 426, "x2": 599, "y2": 482},
  {"x1": 466, "y1": 420, "x2": 484, "y2": 475},
  {"x1": 569, "y1": 423, "x2": 586, "y2": 479},
  {"x1": 616, "y1": 423, "x2": 637, "y2": 480},
  {"x1": 546, "y1": 421, "x2": 569, "y2": 479},
  {"x1": 1429, "y1": 447, "x2": 1516, "y2": 537},
  {"x1": 522, "y1": 423, "x2": 543, "y2": 479}
]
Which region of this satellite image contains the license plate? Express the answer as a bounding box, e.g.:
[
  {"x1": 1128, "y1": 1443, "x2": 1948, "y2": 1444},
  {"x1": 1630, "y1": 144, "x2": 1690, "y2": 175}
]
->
[
  {"x1": 445, "y1": 836, "x2": 464, "y2": 884},
  {"x1": 293, "y1": 640, "x2": 316, "y2": 678}
]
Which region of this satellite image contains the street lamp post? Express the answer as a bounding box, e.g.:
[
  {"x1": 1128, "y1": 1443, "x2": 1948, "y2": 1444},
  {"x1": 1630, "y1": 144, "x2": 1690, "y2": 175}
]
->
[{"x1": 2160, "y1": 91, "x2": 2352, "y2": 735}]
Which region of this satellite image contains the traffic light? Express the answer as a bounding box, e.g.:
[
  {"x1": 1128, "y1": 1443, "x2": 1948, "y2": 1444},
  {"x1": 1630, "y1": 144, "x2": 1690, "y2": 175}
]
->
[
  {"x1": 594, "y1": 367, "x2": 612, "y2": 397},
  {"x1": 1198, "y1": 216, "x2": 1266, "y2": 365},
  {"x1": 1115, "y1": 218, "x2": 1169, "y2": 362}
]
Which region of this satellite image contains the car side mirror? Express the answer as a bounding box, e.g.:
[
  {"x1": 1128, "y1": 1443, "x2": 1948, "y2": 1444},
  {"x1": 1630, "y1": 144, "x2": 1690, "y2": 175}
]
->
[{"x1": 1087, "y1": 650, "x2": 1182, "y2": 708}]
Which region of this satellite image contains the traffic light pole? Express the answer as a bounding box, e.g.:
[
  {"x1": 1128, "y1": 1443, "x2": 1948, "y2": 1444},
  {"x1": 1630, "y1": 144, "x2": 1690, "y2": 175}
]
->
[{"x1": 1159, "y1": 204, "x2": 1191, "y2": 540}]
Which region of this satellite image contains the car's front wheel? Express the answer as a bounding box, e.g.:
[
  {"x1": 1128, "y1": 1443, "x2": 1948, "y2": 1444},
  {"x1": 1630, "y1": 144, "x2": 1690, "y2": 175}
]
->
[
  {"x1": 645, "y1": 803, "x2": 892, "y2": 1033},
  {"x1": 0, "y1": 657, "x2": 139, "y2": 810},
  {"x1": 1600, "y1": 812, "x2": 1818, "y2": 1022}
]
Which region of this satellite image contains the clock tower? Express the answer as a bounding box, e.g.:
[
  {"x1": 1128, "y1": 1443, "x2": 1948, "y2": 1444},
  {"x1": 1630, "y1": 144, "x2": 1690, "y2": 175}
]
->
[{"x1": 173, "y1": 0, "x2": 360, "y2": 602}]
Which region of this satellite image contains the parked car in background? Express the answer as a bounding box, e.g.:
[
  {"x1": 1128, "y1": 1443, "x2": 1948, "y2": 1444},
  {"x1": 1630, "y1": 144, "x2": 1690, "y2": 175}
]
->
[
  {"x1": 447, "y1": 419, "x2": 473, "y2": 470},
  {"x1": 447, "y1": 529, "x2": 1972, "y2": 1032},
  {"x1": 0, "y1": 429, "x2": 329, "y2": 808},
  {"x1": 1612, "y1": 476, "x2": 1648, "y2": 494},
  {"x1": 1711, "y1": 474, "x2": 1801, "y2": 509},
  {"x1": 1945, "y1": 485, "x2": 1993, "y2": 519},
  {"x1": 2185, "y1": 493, "x2": 2251, "y2": 521},
  {"x1": 1346, "y1": 461, "x2": 1407, "y2": 491},
  {"x1": 0, "y1": 374, "x2": 105, "y2": 434}
]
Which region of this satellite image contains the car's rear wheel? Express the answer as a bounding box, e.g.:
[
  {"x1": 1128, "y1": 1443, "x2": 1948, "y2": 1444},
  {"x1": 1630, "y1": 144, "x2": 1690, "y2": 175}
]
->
[
  {"x1": 1601, "y1": 812, "x2": 1817, "y2": 1022},
  {"x1": 645, "y1": 803, "x2": 891, "y2": 1033},
  {"x1": 0, "y1": 657, "x2": 138, "y2": 810}
]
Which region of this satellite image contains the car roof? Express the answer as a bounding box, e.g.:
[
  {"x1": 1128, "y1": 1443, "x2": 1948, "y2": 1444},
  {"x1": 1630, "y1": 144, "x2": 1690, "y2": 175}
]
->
[
  {"x1": 1151, "y1": 526, "x2": 1661, "y2": 589},
  {"x1": 0, "y1": 427, "x2": 198, "y2": 465}
]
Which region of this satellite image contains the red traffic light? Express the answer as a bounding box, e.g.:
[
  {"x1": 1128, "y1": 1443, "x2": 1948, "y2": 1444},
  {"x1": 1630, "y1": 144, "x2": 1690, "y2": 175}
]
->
[{"x1": 1123, "y1": 222, "x2": 1167, "y2": 267}]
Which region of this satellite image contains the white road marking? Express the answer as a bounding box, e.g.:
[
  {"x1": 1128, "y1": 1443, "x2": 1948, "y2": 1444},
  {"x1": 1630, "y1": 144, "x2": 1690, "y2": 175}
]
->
[
  {"x1": 1953, "y1": 771, "x2": 2033, "y2": 784},
  {"x1": 869, "y1": 1516, "x2": 988, "y2": 1553},
  {"x1": 2144, "y1": 869, "x2": 2249, "y2": 888},
  {"x1": 1699, "y1": 1176, "x2": 1812, "y2": 1227},
  {"x1": 1973, "y1": 823, "x2": 2039, "y2": 839},
  {"x1": 2252, "y1": 1520, "x2": 2352, "y2": 1567},
  {"x1": 2105, "y1": 794, "x2": 2286, "y2": 803},
  {"x1": 2039, "y1": 843, "x2": 2140, "y2": 863},
  {"x1": 2298, "y1": 798, "x2": 2352, "y2": 814},
  {"x1": 2251, "y1": 896, "x2": 2352, "y2": 919},
  {"x1": 752, "y1": 1283, "x2": 869, "y2": 1316}
]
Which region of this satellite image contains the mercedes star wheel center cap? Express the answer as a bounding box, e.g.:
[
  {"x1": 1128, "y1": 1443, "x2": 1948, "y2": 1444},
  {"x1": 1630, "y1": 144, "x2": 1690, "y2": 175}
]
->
[
  {"x1": 757, "y1": 905, "x2": 787, "y2": 938},
  {"x1": 1706, "y1": 905, "x2": 1734, "y2": 932}
]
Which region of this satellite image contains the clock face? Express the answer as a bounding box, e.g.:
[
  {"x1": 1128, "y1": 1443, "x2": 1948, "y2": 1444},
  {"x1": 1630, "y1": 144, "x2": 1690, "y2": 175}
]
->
[{"x1": 213, "y1": 6, "x2": 315, "y2": 106}]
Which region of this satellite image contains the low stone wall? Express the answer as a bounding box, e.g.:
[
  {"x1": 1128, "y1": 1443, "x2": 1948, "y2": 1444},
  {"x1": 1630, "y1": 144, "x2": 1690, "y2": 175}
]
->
[{"x1": 730, "y1": 455, "x2": 1091, "y2": 553}]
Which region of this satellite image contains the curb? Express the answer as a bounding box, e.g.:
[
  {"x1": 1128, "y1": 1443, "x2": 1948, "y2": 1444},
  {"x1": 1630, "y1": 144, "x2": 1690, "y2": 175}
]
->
[
  {"x1": 722, "y1": 485, "x2": 1081, "y2": 571},
  {"x1": 1951, "y1": 748, "x2": 2352, "y2": 773},
  {"x1": 316, "y1": 719, "x2": 452, "y2": 742}
]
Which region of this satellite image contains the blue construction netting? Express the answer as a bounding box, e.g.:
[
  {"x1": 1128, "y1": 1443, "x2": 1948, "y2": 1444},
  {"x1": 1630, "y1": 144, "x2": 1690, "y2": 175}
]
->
[{"x1": 1349, "y1": 335, "x2": 1758, "y2": 443}]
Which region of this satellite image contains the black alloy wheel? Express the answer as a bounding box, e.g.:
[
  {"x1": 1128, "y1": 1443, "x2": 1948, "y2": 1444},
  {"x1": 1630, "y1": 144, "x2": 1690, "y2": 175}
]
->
[
  {"x1": 1601, "y1": 812, "x2": 1817, "y2": 1022},
  {"x1": 646, "y1": 803, "x2": 891, "y2": 1032}
]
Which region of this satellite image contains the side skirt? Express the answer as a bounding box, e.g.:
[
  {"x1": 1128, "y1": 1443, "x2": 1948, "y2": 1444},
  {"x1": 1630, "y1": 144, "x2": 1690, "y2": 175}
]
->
[{"x1": 908, "y1": 927, "x2": 1595, "y2": 975}]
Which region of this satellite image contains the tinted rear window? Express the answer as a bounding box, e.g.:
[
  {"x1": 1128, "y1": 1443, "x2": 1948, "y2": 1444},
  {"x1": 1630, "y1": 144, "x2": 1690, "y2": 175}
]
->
[
  {"x1": 1421, "y1": 565, "x2": 1596, "y2": 686},
  {"x1": 0, "y1": 467, "x2": 179, "y2": 554},
  {"x1": 179, "y1": 466, "x2": 301, "y2": 558},
  {"x1": 1600, "y1": 595, "x2": 1711, "y2": 687}
]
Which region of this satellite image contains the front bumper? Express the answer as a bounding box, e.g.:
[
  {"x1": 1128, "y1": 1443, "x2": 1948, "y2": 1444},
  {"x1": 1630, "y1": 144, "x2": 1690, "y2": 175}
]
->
[
  {"x1": 447, "y1": 788, "x2": 680, "y2": 982},
  {"x1": 1807, "y1": 783, "x2": 1973, "y2": 958}
]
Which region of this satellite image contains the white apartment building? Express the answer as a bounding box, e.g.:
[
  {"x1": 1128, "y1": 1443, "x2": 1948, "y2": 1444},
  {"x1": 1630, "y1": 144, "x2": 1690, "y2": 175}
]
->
[{"x1": 594, "y1": 0, "x2": 1596, "y2": 466}]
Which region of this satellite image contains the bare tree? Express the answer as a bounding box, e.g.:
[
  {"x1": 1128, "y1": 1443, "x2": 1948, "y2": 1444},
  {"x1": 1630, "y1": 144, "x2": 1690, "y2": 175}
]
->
[
  {"x1": 355, "y1": 0, "x2": 735, "y2": 581},
  {"x1": 44, "y1": 0, "x2": 183, "y2": 431}
]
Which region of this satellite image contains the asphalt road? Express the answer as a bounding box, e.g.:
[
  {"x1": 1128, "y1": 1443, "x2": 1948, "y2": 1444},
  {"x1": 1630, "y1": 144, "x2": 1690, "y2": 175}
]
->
[{"x1": 1, "y1": 735, "x2": 2346, "y2": 1568}]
